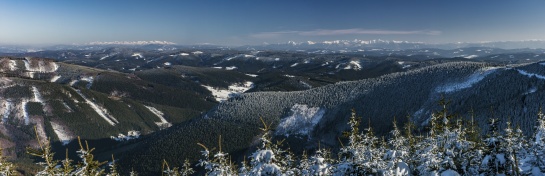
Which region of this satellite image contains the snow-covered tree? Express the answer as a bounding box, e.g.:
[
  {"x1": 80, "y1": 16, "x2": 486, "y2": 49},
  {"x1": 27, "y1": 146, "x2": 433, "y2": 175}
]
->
[
  {"x1": 26, "y1": 126, "x2": 61, "y2": 175},
  {"x1": 308, "y1": 148, "x2": 333, "y2": 175},
  {"x1": 480, "y1": 118, "x2": 508, "y2": 175},
  {"x1": 383, "y1": 118, "x2": 410, "y2": 176},
  {"x1": 335, "y1": 110, "x2": 386, "y2": 175},
  {"x1": 197, "y1": 136, "x2": 237, "y2": 176},
  {"x1": 248, "y1": 118, "x2": 284, "y2": 175},
  {"x1": 528, "y1": 109, "x2": 545, "y2": 174},
  {"x1": 73, "y1": 137, "x2": 107, "y2": 175}
]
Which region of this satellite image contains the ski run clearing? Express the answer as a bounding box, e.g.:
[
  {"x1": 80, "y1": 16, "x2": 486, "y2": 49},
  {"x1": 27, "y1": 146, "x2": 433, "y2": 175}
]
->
[
  {"x1": 50, "y1": 121, "x2": 72, "y2": 145},
  {"x1": 202, "y1": 81, "x2": 253, "y2": 102},
  {"x1": 275, "y1": 104, "x2": 325, "y2": 138},
  {"x1": 516, "y1": 69, "x2": 545, "y2": 80},
  {"x1": 144, "y1": 105, "x2": 172, "y2": 128},
  {"x1": 436, "y1": 67, "x2": 500, "y2": 93},
  {"x1": 73, "y1": 88, "x2": 119, "y2": 126}
]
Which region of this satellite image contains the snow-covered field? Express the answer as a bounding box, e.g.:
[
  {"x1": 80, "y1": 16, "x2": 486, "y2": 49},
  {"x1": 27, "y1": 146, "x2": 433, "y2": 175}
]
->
[
  {"x1": 202, "y1": 81, "x2": 254, "y2": 102},
  {"x1": 275, "y1": 104, "x2": 325, "y2": 138}
]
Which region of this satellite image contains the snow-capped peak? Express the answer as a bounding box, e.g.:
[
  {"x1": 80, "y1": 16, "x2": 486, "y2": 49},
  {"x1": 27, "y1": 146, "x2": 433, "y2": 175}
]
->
[{"x1": 88, "y1": 41, "x2": 176, "y2": 45}]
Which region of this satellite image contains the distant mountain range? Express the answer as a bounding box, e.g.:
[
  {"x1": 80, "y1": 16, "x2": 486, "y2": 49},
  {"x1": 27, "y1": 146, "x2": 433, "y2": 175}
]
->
[{"x1": 2, "y1": 40, "x2": 545, "y2": 53}]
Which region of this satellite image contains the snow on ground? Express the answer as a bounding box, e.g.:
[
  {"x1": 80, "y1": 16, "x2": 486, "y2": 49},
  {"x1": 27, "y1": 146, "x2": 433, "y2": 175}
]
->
[
  {"x1": 111, "y1": 130, "x2": 141, "y2": 141},
  {"x1": 436, "y1": 67, "x2": 500, "y2": 93},
  {"x1": 180, "y1": 53, "x2": 189, "y2": 56},
  {"x1": 99, "y1": 55, "x2": 109, "y2": 60},
  {"x1": 244, "y1": 54, "x2": 256, "y2": 58},
  {"x1": 23, "y1": 58, "x2": 59, "y2": 72},
  {"x1": 144, "y1": 105, "x2": 172, "y2": 129},
  {"x1": 291, "y1": 63, "x2": 299, "y2": 67},
  {"x1": 62, "y1": 101, "x2": 73, "y2": 112},
  {"x1": 464, "y1": 55, "x2": 479, "y2": 59},
  {"x1": 348, "y1": 61, "x2": 362, "y2": 70},
  {"x1": 202, "y1": 81, "x2": 253, "y2": 102},
  {"x1": 80, "y1": 76, "x2": 94, "y2": 88},
  {"x1": 516, "y1": 69, "x2": 545, "y2": 80},
  {"x1": 192, "y1": 51, "x2": 203, "y2": 55},
  {"x1": 275, "y1": 104, "x2": 325, "y2": 138},
  {"x1": 245, "y1": 74, "x2": 258, "y2": 77},
  {"x1": 225, "y1": 66, "x2": 238, "y2": 70},
  {"x1": 74, "y1": 89, "x2": 118, "y2": 126},
  {"x1": 299, "y1": 81, "x2": 312, "y2": 89},
  {"x1": 1, "y1": 100, "x2": 12, "y2": 123},
  {"x1": 164, "y1": 62, "x2": 171, "y2": 66},
  {"x1": 31, "y1": 86, "x2": 45, "y2": 106},
  {"x1": 284, "y1": 75, "x2": 295, "y2": 78},
  {"x1": 321, "y1": 62, "x2": 329, "y2": 66},
  {"x1": 21, "y1": 100, "x2": 29, "y2": 125},
  {"x1": 212, "y1": 67, "x2": 222, "y2": 69},
  {"x1": 50, "y1": 121, "x2": 72, "y2": 145},
  {"x1": 50, "y1": 75, "x2": 61, "y2": 82},
  {"x1": 131, "y1": 53, "x2": 143, "y2": 58},
  {"x1": 8, "y1": 60, "x2": 17, "y2": 71}
]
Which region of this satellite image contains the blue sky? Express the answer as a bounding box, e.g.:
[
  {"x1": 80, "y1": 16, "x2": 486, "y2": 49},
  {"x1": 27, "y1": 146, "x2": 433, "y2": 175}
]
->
[{"x1": 1, "y1": 0, "x2": 544, "y2": 46}]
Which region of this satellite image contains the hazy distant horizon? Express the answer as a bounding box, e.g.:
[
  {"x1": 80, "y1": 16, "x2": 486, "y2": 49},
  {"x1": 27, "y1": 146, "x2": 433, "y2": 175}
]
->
[{"x1": 1, "y1": 0, "x2": 544, "y2": 46}]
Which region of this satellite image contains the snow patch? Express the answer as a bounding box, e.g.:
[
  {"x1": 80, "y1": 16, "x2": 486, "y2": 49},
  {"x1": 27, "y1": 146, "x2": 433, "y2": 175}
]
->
[
  {"x1": 21, "y1": 100, "x2": 29, "y2": 125},
  {"x1": 245, "y1": 74, "x2": 258, "y2": 77},
  {"x1": 284, "y1": 75, "x2": 295, "y2": 78},
  {"x1": 50, "y1": 121, "x2": 72, "y2": 145},
  {"x1": 74, "y1": 89, "x2": 118, "y2": 126},
  {"x1": 436, "y1": 67, "x2": 500, "y2": 93},
  {"x1": 131, "y1": 53, "x2": 143, "y2": 58},
  {"x1": 202, "y1": 81, "x2": 253, "y2": 102},
  {"x1": 31, "y1": 86, "x2": 45, "y2": 106},
  {"x1": 23, "y1": 58, "x2": 58, "y2": 72},
  {"x1": 464, "y1": 55, "x2": 479, "y2": 59},
  {"x1": 1, "y1": 100, "x2": 13, "y2": 122},
  {"x1": 8, "y1": 60, "x2": 17, "y2": 71},
  {"x1": 226, "y1": 66, "x2": 238, "y2": 70},
  {"x1": 144, "y1": 105, "x2": 172, "y2": 129},
  {"x1": 192, "y1": 51, "x2": 203, "y2": 55},
  {"x1": 164, "y1": 62, "x2": 171, "y2": 66},
  {"x1": 110, "y1": 131, "x2": 140, "y2": 141},
  {"x1": 517, "y1": 69, "x2": 545, "y2": 80},
  {"x1": 290, "y1": 63, "x2": 299, "y2": 67},
  {"x1": 180, "y1": 53, "x2": 189, "y2": 56},
  {"x1": 275, "y1": 104, "x2": 325, "y2": 138},
  {"x1": 50, "y1": 75, "x2": 61, "y2": 82},
  {"x1": 342, "y1": 61, "x2": 362, "y2": 70}
]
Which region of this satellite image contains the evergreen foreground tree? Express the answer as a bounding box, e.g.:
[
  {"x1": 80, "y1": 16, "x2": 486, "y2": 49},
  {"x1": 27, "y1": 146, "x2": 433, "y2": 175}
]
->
[
  {"x1": 12, "y1": 102, "x2": 545, "y2": 175},
  {"x1": 0, "y1": 146, "x2": 15, "y2": 176}
]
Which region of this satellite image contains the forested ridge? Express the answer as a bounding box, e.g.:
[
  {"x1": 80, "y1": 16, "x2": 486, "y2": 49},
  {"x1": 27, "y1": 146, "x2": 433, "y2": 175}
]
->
[{"x1": 3, "y1": 102, "x2": 545, "y2": 175}]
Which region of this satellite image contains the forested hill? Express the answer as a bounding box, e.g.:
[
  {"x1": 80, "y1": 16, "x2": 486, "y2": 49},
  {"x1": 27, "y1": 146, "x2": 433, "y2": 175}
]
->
[{"x1": 123, "y1": 61, "x2": 545, "y2": 174}]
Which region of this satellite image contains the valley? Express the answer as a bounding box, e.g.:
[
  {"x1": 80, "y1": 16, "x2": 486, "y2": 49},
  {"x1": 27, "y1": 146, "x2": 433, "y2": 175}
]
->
[{"x1": 1, "y1": 43, "x2": 545, "y2": 175}]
